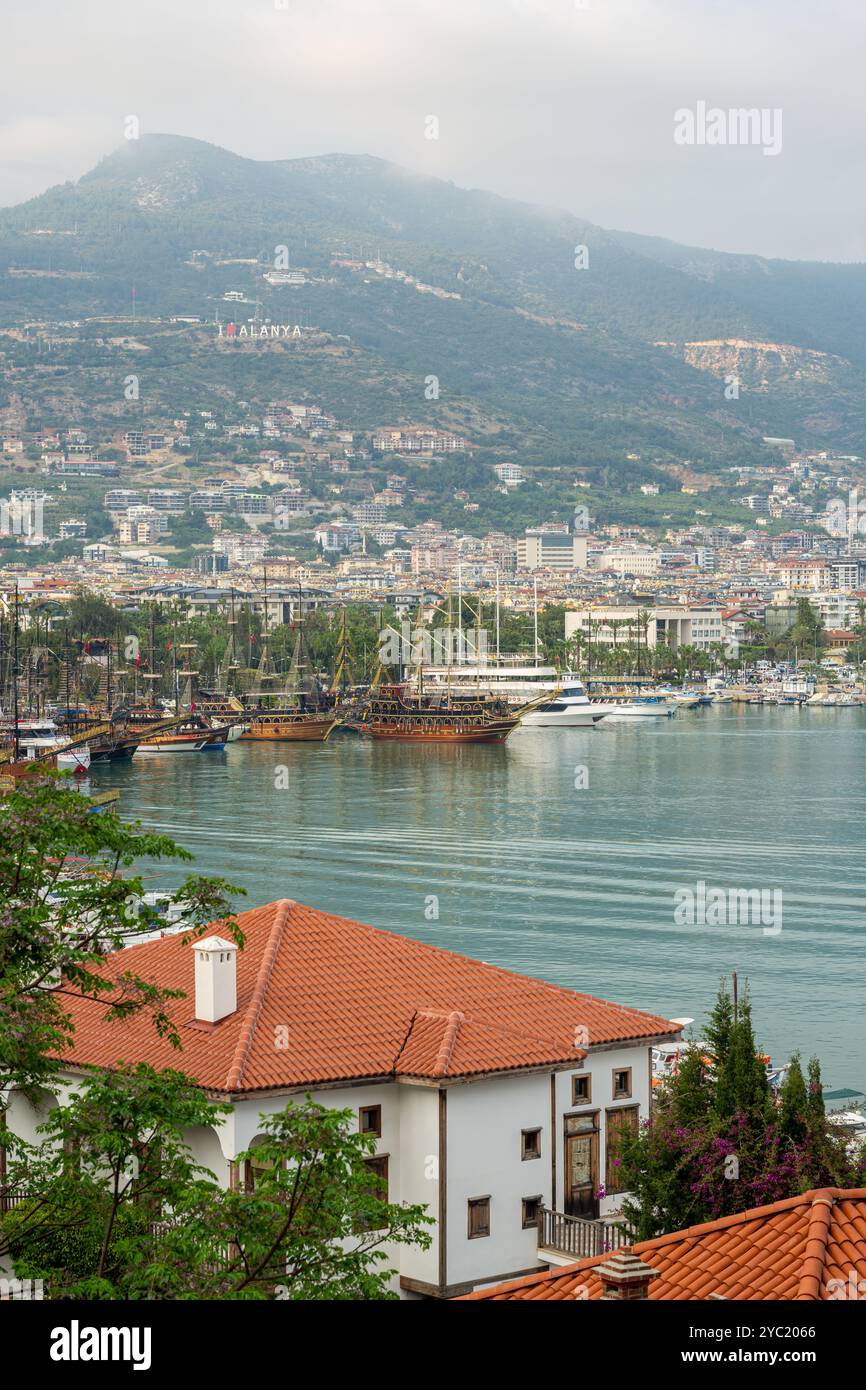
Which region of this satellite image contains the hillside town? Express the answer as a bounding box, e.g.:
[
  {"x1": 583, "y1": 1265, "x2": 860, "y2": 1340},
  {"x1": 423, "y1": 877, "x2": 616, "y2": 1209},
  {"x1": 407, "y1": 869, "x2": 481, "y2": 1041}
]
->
[{"x1": 3, "y1": 400, "x2": 866, "y2": 671}]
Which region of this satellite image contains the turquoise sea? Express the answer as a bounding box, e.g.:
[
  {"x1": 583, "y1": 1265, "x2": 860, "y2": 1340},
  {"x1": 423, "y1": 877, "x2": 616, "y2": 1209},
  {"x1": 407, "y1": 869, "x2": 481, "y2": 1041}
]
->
[{"x1": 90, "y1": 705, "x2": 866, "y2": 1090}]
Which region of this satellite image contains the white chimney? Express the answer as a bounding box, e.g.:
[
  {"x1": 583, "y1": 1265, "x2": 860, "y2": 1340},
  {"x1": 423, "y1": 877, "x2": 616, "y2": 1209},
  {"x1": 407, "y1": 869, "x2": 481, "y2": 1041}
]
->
[{"x1": 192, "y1": 936, "x2": 238, "y2": 1023}]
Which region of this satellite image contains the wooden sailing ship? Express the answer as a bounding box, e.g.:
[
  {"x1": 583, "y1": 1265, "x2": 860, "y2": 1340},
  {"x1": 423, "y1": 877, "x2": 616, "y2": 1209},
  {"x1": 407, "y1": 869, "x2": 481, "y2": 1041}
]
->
[
  {"x1": 348, "y1": 684, "x2": 519, "y2": 743},
  {"x1": 341, "y1": 599, "x2": 521, "y2": 744},
  {"x1": 238, "y1": 579, "x2": 338, "y2": 742}
]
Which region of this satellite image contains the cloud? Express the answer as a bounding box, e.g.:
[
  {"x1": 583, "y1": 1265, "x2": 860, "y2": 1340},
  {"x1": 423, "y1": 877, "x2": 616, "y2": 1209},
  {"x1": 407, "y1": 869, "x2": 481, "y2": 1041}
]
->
[{"x1": 1, "y1": 0, "x2": 864, "y2": 260}]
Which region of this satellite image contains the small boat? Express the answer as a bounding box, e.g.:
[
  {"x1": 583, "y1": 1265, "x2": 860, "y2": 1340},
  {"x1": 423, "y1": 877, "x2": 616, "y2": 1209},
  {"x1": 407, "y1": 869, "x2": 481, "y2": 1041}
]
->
[
  {"x1": 56, "y1": 745, "x2": 92, "y2": 775},
  {"x1": 136, "y1": 716, "x2": 229, "y2": 753},
  {"x1": 592, "y1": 696, "x2": 674, "y2": 720},
  {"x1": 516, "y1": 681, "x2": 607, "y2": 728},
  {"x1": 828, "y1": 1108, "x2": 866, "y2": 1157},
  {"x1": 654, "y1": 687, "x2": 701, "y2": 709}
]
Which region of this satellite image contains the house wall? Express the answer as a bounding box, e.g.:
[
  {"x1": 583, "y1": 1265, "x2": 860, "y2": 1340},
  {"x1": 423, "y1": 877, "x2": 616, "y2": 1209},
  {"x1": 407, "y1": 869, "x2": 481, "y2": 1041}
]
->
[
  {"x1": 234, "y1": 1081, "x2": 439, "y2": 1296},
  {"x1": 554, "y1": 1044, "x2": 652, "y2": 1217},
  {"x1": 445, "y1": 1071, "x2": 550, "y2": 1288},
  {"x1": 442, "y1": 1044, "x2": 653, "y2": 1291},
  {"x1": 7, "y1": 1042, "x2": 654, "y2": 1297}
]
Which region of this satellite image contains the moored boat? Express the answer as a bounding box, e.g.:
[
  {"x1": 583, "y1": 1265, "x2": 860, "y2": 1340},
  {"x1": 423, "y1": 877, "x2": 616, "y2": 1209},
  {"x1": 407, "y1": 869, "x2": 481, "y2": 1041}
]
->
[
  {"x1": 517, "y1": 681, "x2": 607, "y2": 728},
  {"x1": 136, "y1": 716, "x2": 230, "y2": 753},
  {"x1": 591, "y1": 695, "x2": 674, "y2": 720},
  {"x1": 348, "y1": 685, "x2": 519, "y2": 743},
  {"x1": 56, "y1": 744, "x2": 92, "y2": 775},
  {"x1": 239, "y1": 709, "x2": 338, "y2": 742}
]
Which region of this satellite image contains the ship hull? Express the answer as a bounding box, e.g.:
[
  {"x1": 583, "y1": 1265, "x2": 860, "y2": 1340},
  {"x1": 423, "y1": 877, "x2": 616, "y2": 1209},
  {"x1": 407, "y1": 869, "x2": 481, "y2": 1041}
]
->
[
  {"x1": 136, "y1": 735, "x2": 212, "y2": 753},
  {"x1": 356, "y1": 720, "x2": 517, "y2": 744},
  {"x1": 239, "y1": 714, "x2": 337, "y2": 742}
]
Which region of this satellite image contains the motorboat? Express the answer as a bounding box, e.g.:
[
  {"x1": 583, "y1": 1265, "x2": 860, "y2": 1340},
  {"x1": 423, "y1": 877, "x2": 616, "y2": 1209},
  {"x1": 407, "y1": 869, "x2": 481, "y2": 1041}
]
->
[
  {"x1": 592, "y1": 695, "x2": 674, "y2": 720},
  {"x1": 516, "y1": 681, "x2": 607, "y2": 728}
]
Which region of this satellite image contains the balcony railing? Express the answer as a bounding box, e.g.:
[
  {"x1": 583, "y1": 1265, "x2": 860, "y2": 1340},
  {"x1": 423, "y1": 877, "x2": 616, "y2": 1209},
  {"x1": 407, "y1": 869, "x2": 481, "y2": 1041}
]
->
[
  {"x1": 537, "y1": 1206, "x2": 633, "y2": 1260},
  {"x1": 0, "y1": 1189, "x2": 33, "y2": 1215}
]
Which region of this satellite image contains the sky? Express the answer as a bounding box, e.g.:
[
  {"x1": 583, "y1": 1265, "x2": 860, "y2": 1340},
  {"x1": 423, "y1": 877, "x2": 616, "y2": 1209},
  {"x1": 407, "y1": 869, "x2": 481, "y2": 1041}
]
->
[{"x1": 1, "y1": 0, "x2": 865, "y2": 262}]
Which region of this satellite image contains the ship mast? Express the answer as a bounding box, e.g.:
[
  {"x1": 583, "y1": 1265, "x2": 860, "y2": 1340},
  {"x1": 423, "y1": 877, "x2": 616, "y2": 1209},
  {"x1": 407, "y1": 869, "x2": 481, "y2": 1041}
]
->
[
  {"x1": 330, "y1": 606, "x2": 355, "y2": 696},
  {"x1": 256, "y1": 564, "x2": 276, "y2": 691},
  {"x1": 12, "y1": 582, "x2": 20, "y2": 761},
  {"x1": 533, "y1": 576, "x2": 539, "y2": 664}
]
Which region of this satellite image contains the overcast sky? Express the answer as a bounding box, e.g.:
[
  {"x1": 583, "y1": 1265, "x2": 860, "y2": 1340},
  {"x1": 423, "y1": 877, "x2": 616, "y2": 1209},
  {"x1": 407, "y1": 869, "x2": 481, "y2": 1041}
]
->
[{"x1": 1, "y1": 0, "x2": 864, "y2": 262}]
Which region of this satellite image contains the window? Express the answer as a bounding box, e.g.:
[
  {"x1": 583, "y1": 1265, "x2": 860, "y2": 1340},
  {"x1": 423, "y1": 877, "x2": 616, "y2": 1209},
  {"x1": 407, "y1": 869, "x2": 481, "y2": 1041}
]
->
[
  {"x1": 522, "y1": 1195, "x2": 542, "y2": 1230},
  {"x1": 363, "y1": 1154, "x2": 389, "y2": 1199},
  {"x1": 521, "y1": 1127, "x2": 542, "y2": 1160},
  {"x1": 468, "y1": 1196, "x2": 491, "y2": 1239},
  {"x1": 359, "y1": 1104, "x2": 382, "y2": 1137},
  {"x1": 355, "y1": 1155, "x2": 390, "y2": 1232},
  {"x1": 612, "y1": 1067, "x2": 632, "y2": 1099},
  {"x1": 605, "y1": 1106, "x2": 639, "y2": 1194},
  {"x1": 572, "y1": 1074, "x2": 592, "y2": 1105}
]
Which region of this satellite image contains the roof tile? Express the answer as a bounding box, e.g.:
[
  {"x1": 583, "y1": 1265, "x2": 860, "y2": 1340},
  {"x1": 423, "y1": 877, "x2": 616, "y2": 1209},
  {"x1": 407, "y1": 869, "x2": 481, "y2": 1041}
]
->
[
  {"x1": 459, "y1": 1189, "x2": 866, "y2": 1300},
  {"x1": 56, "y1": 898, "x2": 679, "y2": 1093}
]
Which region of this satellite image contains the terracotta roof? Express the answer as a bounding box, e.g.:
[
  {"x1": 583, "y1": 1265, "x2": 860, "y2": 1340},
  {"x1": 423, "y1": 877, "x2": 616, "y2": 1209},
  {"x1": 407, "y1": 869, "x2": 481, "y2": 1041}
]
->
[
  {"x1": 459, "y1": 1189, "x2": 866, "y2": 1301},
  {"x1": 56, "y1": 898, "x2": 679, "y2": 1094}
]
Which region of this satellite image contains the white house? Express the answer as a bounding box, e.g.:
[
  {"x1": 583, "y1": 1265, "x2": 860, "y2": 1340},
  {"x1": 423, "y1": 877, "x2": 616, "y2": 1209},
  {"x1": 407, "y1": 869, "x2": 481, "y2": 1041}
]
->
[{"x1": 3, "y1": 899, "x2": 680, "y2": 1299}]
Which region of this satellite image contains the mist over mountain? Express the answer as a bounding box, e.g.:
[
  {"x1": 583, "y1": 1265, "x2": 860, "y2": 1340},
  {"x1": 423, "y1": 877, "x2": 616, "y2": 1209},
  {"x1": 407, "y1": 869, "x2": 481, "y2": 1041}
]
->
[{"x1": 3, "y1": 134, "x2": 866, "y2": 475}]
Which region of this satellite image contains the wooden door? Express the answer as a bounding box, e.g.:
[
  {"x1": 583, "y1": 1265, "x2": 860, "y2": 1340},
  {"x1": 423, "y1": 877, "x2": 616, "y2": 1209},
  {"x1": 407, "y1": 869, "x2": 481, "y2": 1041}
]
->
[
  {"x1": 564, "y1": 1113, "x2": 599, "y2": 1218},
  {"x1": 605, "y1": 1105, "x2": 639, "y2": 1196}
]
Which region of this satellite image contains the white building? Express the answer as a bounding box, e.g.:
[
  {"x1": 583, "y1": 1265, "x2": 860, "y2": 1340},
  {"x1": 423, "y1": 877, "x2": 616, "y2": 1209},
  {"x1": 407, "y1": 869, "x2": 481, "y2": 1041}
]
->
[
  {"x1": 596, "y1": 546, "x2": 660, "y2": 577},
  {"x1": 494, "y1": 463, "x2": 526, "y2": 486},
  {"x1": 565, "y1": 605, "x2": 724, "y2": 652},
  {"x1": 518, "y1": 528, "x2": 588, "y2": 572},
  {"x1": 4, "y1": 899, "x2": 680, "y2": 1299}
]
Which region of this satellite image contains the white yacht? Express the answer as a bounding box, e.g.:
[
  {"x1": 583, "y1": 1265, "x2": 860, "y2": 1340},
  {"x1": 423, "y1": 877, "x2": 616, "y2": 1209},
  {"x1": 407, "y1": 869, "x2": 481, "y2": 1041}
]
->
[
  {"x1": 590, "y1": 695, "x2": 674, "y2": 720},
  {"x1": 654, "y1": 687, "x2": 702, "y2": 709},
  {"x1": 517, "y1": 682, "x2": 608, "y2": 728},
  {"x1": 1, "y1": 717, "x2": 92, "y2": 773}
]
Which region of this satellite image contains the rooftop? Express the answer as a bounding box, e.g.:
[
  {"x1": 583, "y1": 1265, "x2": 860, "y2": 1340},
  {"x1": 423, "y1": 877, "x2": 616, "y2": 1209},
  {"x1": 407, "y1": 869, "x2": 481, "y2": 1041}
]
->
[
  {"x1": 56, "y1": 898, "x2": 679, "y2": 1095},
  {"x1": 460, "y1": 1188, "x2": 866, "y2": 1301}
]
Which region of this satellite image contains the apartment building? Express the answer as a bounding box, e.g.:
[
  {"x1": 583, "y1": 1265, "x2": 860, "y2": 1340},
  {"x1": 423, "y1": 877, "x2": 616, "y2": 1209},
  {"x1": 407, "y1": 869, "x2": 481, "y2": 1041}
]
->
[{"x1": 518, "y1": 528, "x2": 588, "y2": 572}]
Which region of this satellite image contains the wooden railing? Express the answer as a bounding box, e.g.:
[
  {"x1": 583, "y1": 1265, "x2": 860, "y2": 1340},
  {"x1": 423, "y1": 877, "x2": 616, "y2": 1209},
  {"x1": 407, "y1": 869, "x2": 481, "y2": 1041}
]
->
[
  {"x1": 0, "y1": 1189, "x2": 33, "y2": 1216},
  {"x1": 537, "y1": 1206, "x2": 632, "y2": 1259}
]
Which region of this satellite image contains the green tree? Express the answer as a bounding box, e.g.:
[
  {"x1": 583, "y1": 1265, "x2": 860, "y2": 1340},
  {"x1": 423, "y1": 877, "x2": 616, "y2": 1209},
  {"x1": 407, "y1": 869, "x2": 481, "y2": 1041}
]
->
[
  {"x1": 149, "y1": 1097, "x2": 433, "y2": 1300},
  {"x1": 3, "y1": 1077, "x2": 431, "y2": 1300},
  {"x1": 0, "y1": 773, "x2": 242, "y2": 1099}
]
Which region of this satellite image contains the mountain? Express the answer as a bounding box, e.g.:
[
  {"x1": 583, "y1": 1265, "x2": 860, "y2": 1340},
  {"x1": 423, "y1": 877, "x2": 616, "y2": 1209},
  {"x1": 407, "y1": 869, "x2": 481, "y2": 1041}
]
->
[{"x1": 2, "y1": 134, "x2": 865, "y2": 492}]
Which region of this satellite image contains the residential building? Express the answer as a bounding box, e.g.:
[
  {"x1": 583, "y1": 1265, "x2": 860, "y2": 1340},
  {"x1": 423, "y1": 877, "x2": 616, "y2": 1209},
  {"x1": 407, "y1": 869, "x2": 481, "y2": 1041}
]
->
[
  {"x1": 373, "y1": 429, "x2": 466, "y2": 455},
  {"x1": 597, "y1": 546, "x2": 660, "y2": 577},
  {"x1": 3, "y1": 898, "x2": 679, "y2": 1300},
  {"x1": 494, "y1": 463, "x2": 526, "y2": 486},
  {"x1": 315, "y1": 522, "x2": 361, "y2": 552},
  {"x1": 518, "y1": 528, "x2": 588, "y2": 572},
  {"x1": 565, "y1": 605, "x2": 724, "y2": 652}
]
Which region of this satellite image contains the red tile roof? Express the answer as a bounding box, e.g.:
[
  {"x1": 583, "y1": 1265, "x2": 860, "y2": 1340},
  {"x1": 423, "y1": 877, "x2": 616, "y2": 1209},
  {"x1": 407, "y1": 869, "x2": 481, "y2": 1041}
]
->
[
  {"x1": 57, "y1": 898, "x2": 679, "y2": 1094},
  {"x1": 459, "y1": 1189, "x2": 866, "y2": 1301}
]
